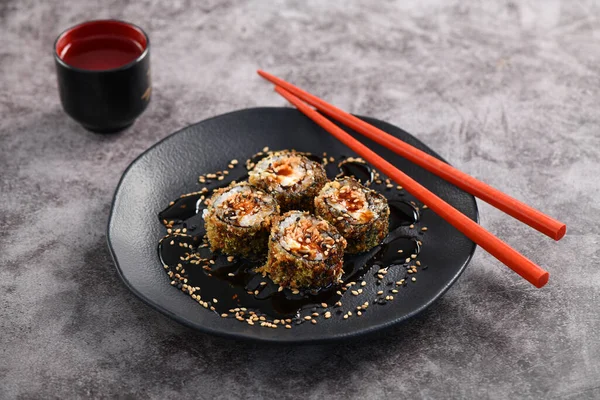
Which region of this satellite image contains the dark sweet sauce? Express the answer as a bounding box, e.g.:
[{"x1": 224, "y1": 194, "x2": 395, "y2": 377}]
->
[
  {"x1": 157, "y1": 152, "x2": 424, "y2": 321},
  {"x1": 337, "y1": 159, "x2": 374, "y2": 184},
  {"x1": 389, "y1": 200, "x2": 420, "y2": 228},
  {"x1": 159, "y1": 193, "x2": 204, "y2": 225}
]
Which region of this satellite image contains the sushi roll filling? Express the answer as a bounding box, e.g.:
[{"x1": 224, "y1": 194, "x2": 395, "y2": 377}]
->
[
  {"x1": 277, "y1": 214, "x2": 338, "y2": 261},
  {"x1": 323, "y1": 181, "x2": 376, "y2": 224},
  {"x1": 257, "y1": 154, "x2": 307, "y2": 189},
  {"x1": 249, "y1": 151, "x2": 328, "y2": 213},
  {"x1": 210, "y1": 185, "x2": 275, "y2": 227}
]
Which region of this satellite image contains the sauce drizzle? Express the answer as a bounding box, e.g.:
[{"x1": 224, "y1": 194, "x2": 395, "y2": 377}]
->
[{"x1": 157, "y1": 152, "x2": 426, "y2": 322}]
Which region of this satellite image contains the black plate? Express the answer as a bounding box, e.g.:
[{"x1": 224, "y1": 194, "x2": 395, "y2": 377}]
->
[{"x1": 107, "y1": 107, "x2": 478, "y2": 343}]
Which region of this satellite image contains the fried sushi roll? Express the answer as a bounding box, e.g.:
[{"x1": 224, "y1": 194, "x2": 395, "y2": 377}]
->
[
  {"x1": 203, "y1": 182, "x2": 279, "y2": 257},
  {"x1": 258, "y1": 211, "x2": 347, "y2": 289},
  {"x1": 315, "y1": 177, "x2": 389, "y2": 254},
  {"x1": 248, "y1": 151, "x2": 327, "y2": 212}
]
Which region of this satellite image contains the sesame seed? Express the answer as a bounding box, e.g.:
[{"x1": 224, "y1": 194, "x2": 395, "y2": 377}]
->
[
  {"x1": 304, "y1": 316, "x2": 312, "y2": 321},
  {"x1": 351, "y1": 290, "x2": 359, "y2": 296},
  {"x1": 221, "y1": 313, "x2": 228, "y2": 318},
  {"x1": 343, "y1": 314, "x2": 349, "y2": 320},
  {"x1": 416, "y1": 261, "x2": 421, "y2": 266},
  {"x1": 421, "y1": 227, "x2": 428, "y2": 231},
  {"x1": 311, "y1": 319, "x2": 317, "y2": 324},
  {"x1": 361, "y1": 281, "x2": 367, "y2": 287},
  {"x1": 411, "y1": 254, "x2": 417, "y2": 259},
  {"x1": 423, "y1": 205, "x2": 428, "y2": 209},
  {"x1": 324, "y1": 311, "x2": 331, "y2": 319},
  {"x1": 292, "y1": 289, "x2": 300, "y2": 294},
  {"x1": 412, "y1": 277, "x2": 417, "y2": 282},
  {"x1": 377, "y1": 290, "x2": 384, "y2": 295},
  {"x1": 409, "y1": 224, "x2": 414, "y2": 229},
  {"x1": 285, "y1": 324, "x2": 292, "y2": 329},
  {"x1": 397, "y1": 249, "x2": 403, "y2": 253},
  {"x1": 392, "y1": 289, "x2": 398, "y2": 294},
  {"x1": 228, "y1": 273, "x2": 235, "y2": 277},
  {"x1": 321, "y1": 303, "x2": 328, "y2": 308},
  {"x1": 312, "y1": 312, "x2": 319, "y2": 317},
  {"x1": 357, "y1": 311, "x2": 362, "y2": 316}
]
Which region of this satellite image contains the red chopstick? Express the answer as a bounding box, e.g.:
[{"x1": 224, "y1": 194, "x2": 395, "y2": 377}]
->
[
  {"x1": 258, "y1": 70, "x2": 566, "y2": 241},
  {"x1": 273, "y1": 85, "x2": 549, "y2": 288}
]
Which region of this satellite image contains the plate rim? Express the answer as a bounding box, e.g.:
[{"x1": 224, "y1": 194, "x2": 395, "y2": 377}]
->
[{"x1": 106, "y1": 107, "x2": 479, "y2": 343}]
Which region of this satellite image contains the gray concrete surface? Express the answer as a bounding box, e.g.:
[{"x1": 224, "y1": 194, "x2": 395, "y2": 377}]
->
[{"x1": 1, "y1": 0, "x2": 599, "y2": 398}]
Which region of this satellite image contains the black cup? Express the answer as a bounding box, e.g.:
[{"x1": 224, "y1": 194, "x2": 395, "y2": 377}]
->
[{"x1": 54, "y1": 20, "x2": 151, "y2": 133}]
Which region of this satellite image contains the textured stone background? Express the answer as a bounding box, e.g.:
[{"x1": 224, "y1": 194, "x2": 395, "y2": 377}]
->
[{"x1": 1, "y1": 0, "x2": 599, "y2": 398}]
